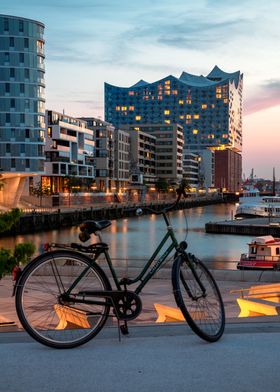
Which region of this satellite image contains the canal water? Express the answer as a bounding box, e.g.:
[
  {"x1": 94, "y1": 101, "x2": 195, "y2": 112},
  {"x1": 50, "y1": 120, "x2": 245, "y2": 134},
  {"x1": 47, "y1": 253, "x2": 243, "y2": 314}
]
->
[{"x1": 0, "y1": 203, "x2": 253, "y2": 270}]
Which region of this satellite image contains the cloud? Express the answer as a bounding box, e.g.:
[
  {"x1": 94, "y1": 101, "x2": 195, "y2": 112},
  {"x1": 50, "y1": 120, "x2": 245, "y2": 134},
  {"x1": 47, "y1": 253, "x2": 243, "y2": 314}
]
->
[{"x1": 244, "y1": 80, "x2": 280, "y2": 115}]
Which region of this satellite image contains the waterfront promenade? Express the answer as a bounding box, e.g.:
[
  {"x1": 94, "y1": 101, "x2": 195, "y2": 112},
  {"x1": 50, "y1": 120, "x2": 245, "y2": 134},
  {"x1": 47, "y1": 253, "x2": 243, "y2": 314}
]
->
[{"x1": 1, "y1": 323, "x2": 280, "y2": 392}]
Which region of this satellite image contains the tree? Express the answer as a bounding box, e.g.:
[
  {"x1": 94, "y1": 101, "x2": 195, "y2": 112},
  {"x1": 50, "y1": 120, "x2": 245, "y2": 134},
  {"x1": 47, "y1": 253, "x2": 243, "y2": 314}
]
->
[
  {"x1": 0, "y1": 209, "x2": 35, "y2": 279},
  {"x1": 155, "y1": 179, "x2": 169, "y2": 193},
  {"x1": 180, "y1": 178, "x2": 192, "y2": 193},
  {"x1": 64, "y1": 175, "x2": 82, "y2": 207},
  {"x1": 32, "y1": 181, "x2": 51, "y2": 206}
]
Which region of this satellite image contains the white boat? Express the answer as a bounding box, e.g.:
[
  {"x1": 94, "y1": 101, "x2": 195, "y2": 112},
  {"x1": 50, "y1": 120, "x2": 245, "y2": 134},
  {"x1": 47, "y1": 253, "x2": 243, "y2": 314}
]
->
[
  {"x1": 237, "y1": 235, "x2": 280, "y2": 270},
  {"x1": 236, "y1": 192, "x2": 280, "y2": 218}
]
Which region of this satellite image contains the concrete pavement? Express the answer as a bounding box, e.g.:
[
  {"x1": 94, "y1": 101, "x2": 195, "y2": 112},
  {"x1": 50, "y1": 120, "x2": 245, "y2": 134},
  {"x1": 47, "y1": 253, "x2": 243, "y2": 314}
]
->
[{"x1": 1, "y1": 323, "x2": 280, "y2": 392}]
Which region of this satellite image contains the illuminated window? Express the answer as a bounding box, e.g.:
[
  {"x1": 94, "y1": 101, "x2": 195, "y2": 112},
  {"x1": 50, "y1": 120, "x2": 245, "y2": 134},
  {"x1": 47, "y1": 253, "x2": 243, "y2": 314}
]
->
[
  {"x1": 129, "y1": 106, "x2": 134, "y2": 111},
  {"x1": 186, "y1": 115, "x2": 191, "y2": 119},
  {"x1": 193, "y1": 129, "x2": 198, "y2": 134},
  {"x1": 165, "y1": 80, "x2": 170, "y2": 85},
  {"x1": 165, "y1": 119, "x2": 170, "y2": 124},
  {"x1": 186, "y1": 99, "x2": 192, "y2": 104},
  {"x1": 201, "y1": 104, "x2": 207, "y2": 109},
  {"x1": 158, "y1": 96, "x2": 163, "y2": 100},
  {"x1": 47, "y1": 127, "x2": 52, "y2": 137},
  {"x1": 216, "y1": 94, "x2": 222, "y2": 99},
  {"x1": 164, "y1": 110, "x2": 170, "y2": 115},
  {"x1": 211, "y1": 104, "x2": 215, "y2": 108},
  {"x1": 128, "y1": 91, "x2": 134, "y2": 96},
  {"x1": 165, "y1": 90, "x2": 170, "y2": 95},
  {"x1": 172, "y1": 90, "x2": 178, "y2": 95},
  {"x1": 216, "y1": 87, "x2": 222, "y2": 99},
  {"x1": 121, "y1": 106, "x2": 127, "y2": 111},
  {"x1": 193, "y1": 114, "x2": 200, "y2": 119},
  {"x1": 134, "y1": 127, "x2": 140, "y2": 131},
  {"x1": 115, "y1": 106, "x2": 120, "y2": 111},
  {"x1": 223, "y1": 98, "x2": 228, "y2": 103},
  {"x1": 135, "y1": 116, "x2": 141, "y2": 121},
  {"x1": 178, "y1": 100, "x2": 184, "y2": 104}
]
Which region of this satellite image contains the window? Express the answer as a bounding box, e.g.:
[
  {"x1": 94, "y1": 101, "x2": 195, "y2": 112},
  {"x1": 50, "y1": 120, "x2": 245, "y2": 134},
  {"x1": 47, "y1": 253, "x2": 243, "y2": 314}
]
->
[
  {"x1": 11, "y1": 99, "x2": 15, "y2": 108},
  {"x1": 19, "y1": 20, "x2": 24, "y2": 32},
  {"x1": 276, "y1": 248, "x2": 280, "y2": 255},
  {"x1": 193, "y1": 129, "x2": 199, "y2": 134},
  {"x1": 9, "y1": 37, "x2": 14, "y2": 47},
  {"x1": 19, "y1": 53, "x2": 24, "y2": 63},
  {"x1": 4, "y1": 52, "x2": 9, "y2": 63},
  {"x1": 24, "y1": 38, "x2": 29, "y2": 48},
  {"x1": 10, "y1": 68, "x2": 15, "y2": 78},
  {"x1": 6, "y1": 144, "x2": 11, "y2": 154},
  {"x1": 26, "y1": 159, "x2": 30, "y2": 168},
  {"x1": 193, "y1": 114, "x2": 200, "y2": 119},
  {"x1": 135, "y1": 116, "x2": 141, "y2": 121},
  {"x1": 6, "y1": 113, "x2": 11, "y2": 124},
  {"x1": 164, "y1": 110, "x2": 170, "y2": 115},
  {"x1": 11, "y1": 159, "x2": 16, "y2": 168},
  {"x1": 4, "y1": 18, "x2": 9, "y2": 32},
  {"x1": 24, "y1": 69, "x2": 29, "y2": 79},
  {"x1": 25, "y1": 129, "x2": 30, "y2": 138},
  {"x1": 47, "y1": 127, "x2": 52, "y2": 138},
  {"x1": 20, "y1": 114, "x2": 25, "y2": 123},
  {"x1": 20, "y1": 84, "x2": 25, "y2": 94},
  {"x1": 20, "y1": 144, "x2": 25, "y2": 154},
  {"x1": 201, "y1": 104, "x2": 207, "y2": 109}
]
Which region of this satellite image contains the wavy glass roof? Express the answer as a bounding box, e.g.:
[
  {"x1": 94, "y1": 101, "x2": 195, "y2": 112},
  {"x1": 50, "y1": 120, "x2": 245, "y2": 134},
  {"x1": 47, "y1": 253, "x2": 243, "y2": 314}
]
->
[{"x1": 106, "y1": 66, "x2": 242, "y2": 89}]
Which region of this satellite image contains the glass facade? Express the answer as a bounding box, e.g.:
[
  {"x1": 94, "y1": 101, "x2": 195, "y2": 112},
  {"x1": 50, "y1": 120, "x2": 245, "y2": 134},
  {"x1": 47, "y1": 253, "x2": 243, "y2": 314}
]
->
[
  {"x1": 0, "y1": 15, "x2": 45, "y2": 173},
  {"x1": 104, "y1": 66, "x2": 243, "y2": 152}
]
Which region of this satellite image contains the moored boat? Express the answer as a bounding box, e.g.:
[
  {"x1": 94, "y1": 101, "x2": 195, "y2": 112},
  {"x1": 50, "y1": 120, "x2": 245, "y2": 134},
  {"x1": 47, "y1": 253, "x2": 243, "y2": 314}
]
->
[{"x1": 237, "y1": 235, "x2": 280, "y2": 270}]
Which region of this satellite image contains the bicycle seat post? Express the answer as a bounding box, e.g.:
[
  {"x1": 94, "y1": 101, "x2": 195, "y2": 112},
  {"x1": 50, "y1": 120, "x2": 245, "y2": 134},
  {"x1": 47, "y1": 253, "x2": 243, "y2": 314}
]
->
[{"x1": 96, "y1": 231, "x2": 103, "y2": 243}]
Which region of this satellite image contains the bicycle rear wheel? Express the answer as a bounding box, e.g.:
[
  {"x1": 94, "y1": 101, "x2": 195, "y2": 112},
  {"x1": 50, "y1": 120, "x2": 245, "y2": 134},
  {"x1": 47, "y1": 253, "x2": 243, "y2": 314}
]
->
[
  {"x1": 16, "y1": 250, "x2": 111, "y2": 349},
  {"x1": 172, "y1": 254, "x2": 225, "y2": 342}
]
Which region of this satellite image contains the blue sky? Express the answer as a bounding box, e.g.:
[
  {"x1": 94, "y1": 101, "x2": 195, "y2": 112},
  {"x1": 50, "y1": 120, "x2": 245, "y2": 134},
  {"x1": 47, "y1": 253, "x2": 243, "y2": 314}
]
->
[{"x1": 2, "y1": 0, "x2": 280, "y2": 178}]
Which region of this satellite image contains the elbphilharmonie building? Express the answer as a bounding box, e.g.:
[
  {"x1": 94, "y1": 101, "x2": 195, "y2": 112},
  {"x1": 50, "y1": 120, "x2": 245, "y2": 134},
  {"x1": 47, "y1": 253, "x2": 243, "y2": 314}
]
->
[{"x1": 104, "y1": 66, "x2": 243, "y2": 153}]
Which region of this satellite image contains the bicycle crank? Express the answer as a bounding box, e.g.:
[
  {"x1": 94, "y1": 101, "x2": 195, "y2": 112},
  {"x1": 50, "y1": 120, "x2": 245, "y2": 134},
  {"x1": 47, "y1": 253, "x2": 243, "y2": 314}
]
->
[{"x1": 77, "y1": 290, "x2": 142, "y2": 321}]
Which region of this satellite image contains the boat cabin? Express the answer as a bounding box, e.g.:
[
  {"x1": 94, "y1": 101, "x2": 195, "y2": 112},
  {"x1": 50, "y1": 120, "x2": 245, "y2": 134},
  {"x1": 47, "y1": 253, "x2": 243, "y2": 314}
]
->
[{"x1": 249, "y1": 236, "x2": 280, "y2": 259}]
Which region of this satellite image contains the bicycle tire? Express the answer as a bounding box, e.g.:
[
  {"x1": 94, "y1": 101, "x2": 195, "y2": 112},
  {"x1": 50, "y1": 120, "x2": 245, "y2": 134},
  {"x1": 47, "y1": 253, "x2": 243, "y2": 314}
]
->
[
  {"x1": 172, "y1": 254, "x2": 225, "y2": 342},
  {"x1": 16, "y1": 250, "x2": 111, "y2": 349}
]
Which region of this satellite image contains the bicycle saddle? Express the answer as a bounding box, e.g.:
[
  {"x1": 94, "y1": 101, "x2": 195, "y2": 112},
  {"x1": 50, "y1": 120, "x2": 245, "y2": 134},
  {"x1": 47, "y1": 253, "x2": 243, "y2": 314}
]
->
[{"x1": 80, "y1": 220, "x2": 112, "y2": 234}]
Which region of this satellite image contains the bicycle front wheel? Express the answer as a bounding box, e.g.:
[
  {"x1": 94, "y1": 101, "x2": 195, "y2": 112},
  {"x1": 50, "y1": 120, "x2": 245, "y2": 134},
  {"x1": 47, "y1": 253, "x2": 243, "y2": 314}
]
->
[
  {"x1": 16, "y1": 250, "x2": 111, "y2": 349},
  {"x1": 172, "y1": 254, "x2": 225, "y2": 342}
]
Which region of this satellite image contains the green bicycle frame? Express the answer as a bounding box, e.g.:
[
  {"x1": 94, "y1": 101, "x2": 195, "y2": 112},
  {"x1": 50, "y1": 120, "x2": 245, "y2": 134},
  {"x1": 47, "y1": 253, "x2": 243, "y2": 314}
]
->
[{"x1": 101, "y1": 213, "x2": 179, "y2": 295}]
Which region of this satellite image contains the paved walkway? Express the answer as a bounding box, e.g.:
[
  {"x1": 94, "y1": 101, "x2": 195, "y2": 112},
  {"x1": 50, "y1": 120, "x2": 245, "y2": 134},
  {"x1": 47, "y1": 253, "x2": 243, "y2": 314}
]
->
[{"x1": 1, "y1": 324, "x2": 280, "y2": 392}]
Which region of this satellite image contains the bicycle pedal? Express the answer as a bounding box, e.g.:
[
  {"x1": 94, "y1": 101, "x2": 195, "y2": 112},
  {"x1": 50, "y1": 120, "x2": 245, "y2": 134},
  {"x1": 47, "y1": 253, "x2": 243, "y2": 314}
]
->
[{"x1": 120, "y1": 324, "x2": 129, "y2": 335}]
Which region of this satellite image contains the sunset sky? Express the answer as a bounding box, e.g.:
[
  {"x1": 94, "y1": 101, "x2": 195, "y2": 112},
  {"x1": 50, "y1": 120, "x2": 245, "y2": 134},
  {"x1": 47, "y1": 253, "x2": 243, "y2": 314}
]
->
[{"x1": 2, "y1": 0, "x2": 280, "y2": 179}]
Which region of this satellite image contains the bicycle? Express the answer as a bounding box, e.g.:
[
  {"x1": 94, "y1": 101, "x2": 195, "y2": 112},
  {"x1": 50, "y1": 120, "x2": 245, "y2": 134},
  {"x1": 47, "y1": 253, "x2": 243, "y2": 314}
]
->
[{"x1": 15, "y1": 189, "x2": 225, "y2": 349}]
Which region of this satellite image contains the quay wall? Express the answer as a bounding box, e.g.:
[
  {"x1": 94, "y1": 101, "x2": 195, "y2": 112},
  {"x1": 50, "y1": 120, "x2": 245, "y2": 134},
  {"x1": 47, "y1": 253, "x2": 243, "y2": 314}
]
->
[{"x1": 2, "y1": 196, "x2": 225, "y2": 237}]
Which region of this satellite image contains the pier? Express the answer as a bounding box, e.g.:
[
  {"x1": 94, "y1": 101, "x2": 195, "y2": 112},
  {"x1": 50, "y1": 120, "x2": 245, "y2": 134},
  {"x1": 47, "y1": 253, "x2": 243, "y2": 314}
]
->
[{"x1": 205, "y1": 217, "x2": 280, "y2": 236}]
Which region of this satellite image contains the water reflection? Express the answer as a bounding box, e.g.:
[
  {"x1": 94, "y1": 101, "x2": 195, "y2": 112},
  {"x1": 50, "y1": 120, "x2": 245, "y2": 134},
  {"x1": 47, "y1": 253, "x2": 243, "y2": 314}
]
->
[{"x1": 0, "y1": 203, "x2": 251, "y2": 270}]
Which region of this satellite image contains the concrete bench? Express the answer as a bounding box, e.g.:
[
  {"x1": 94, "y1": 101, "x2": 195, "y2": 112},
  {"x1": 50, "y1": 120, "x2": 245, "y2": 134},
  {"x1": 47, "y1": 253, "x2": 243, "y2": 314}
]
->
[
  {"x1": 154, "y1": 303, "x2": 185, "y2": 323},
  {"x1": 248, "y1": 283, "x2": 280, "y2": 302},
  {"x1": 237, "y1": 297, "x2": 280, "y2": 317},
  {"x1": 54, "y1": 304, "x2": 91, "y2": 330}
]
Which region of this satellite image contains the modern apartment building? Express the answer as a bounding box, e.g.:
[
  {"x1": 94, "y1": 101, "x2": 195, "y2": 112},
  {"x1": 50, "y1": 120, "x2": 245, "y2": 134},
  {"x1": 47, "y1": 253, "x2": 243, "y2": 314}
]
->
[
  {"x1": 182, "y1": 149, "x2": 214, "y2": 190},
  {"x1": 214, "y1": 149, "x2": 242, "y2": 193},
  {"x1": 114, "y1": 128, "x2": 130, "y2": 192},
  {"x1": 126, "y1": 128, "x2": 157, "y2": 186},
  {"x1": 81, "y1": 117, "x2": 116, "y2": 192},
  {"x1": 0, "y1": 14, "x2": 45, "y2": 206},
  {"x1": 104, "y1": 66, "x2": 243, "y2": 152},
  {"x1": 124, "y1": 124, "x2": 183, "y2": 185},
  {"x1": 42, "y1": 110, "x2": 95, "y2": 193}
]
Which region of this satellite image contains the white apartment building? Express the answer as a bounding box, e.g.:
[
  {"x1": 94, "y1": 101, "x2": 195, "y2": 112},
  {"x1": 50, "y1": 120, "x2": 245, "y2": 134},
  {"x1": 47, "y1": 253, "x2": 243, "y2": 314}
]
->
[
  {"x1": 183, "y1": 148, "x2": 214, "y2": 190},
  {"x1": 41, "y1": 110, "x2": 95, "y2": 193}
]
